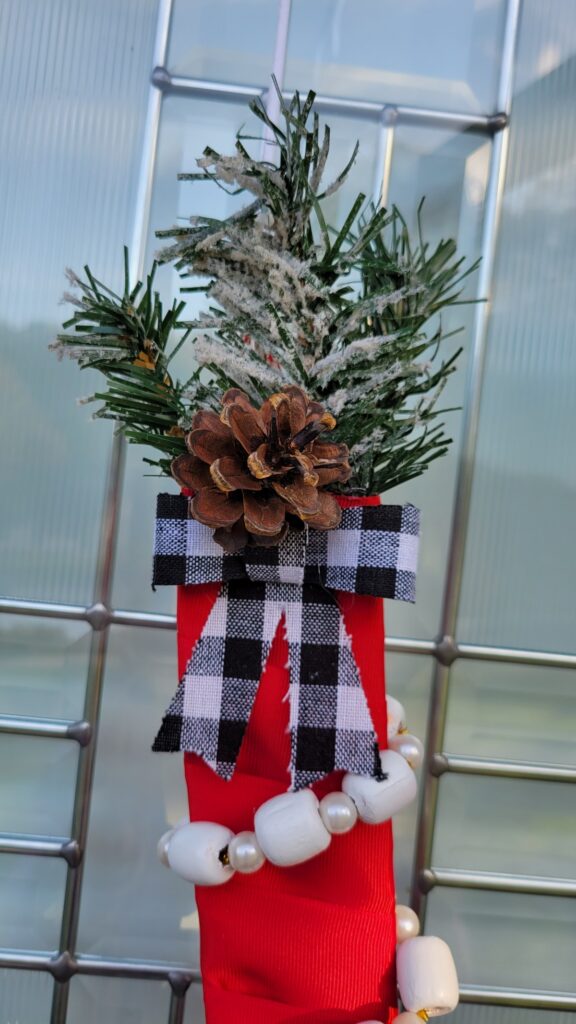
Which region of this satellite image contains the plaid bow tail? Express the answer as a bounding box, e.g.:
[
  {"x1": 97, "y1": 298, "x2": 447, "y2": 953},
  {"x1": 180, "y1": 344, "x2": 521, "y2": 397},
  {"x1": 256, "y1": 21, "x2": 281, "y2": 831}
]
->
[
  {"x1": 151, "y1": 494, "x2": 420, "y2": 789},
  {"x1": 152, "y1": 578, "x2": 383, "y2": 790}
]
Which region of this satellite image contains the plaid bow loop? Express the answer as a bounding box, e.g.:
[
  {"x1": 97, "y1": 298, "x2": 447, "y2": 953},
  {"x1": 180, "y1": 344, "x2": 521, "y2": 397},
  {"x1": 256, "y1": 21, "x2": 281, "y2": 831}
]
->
[{"x1": 152, "y1": 494, "x2": 420, "y2": 790}]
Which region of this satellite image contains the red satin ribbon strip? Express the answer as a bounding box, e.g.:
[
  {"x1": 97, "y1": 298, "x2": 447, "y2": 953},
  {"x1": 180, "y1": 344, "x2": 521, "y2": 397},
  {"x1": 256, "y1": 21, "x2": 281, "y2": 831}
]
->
[{"x1": 178, "y1": 495, "x2": 398, "y2": 1023}]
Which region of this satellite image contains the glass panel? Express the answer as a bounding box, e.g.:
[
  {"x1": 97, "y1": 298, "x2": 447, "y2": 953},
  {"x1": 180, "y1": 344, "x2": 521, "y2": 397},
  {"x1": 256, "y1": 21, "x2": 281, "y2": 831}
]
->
[
  {"x1": 444, "y1": 660, "x2": 576, "y2": 765},
  {"x1": 286, "y1": 0, "x2": 507, "y2": 113},
  {"x1": 0, "y1": 615, "x2": 90, "y2": 719},
  {"x1": 452, "y1": 1008, "x2": 575, "y2": 1024},
  {"x1": 0, "y1": 735, "x2": 77, "y2": 837},
  {"x1": 0, "y1": 0, "x2": 158, "y2": 605},
  {"x1": 458, "y1": 3, "x2": 576, "y2": 652},
  {"x1": 383, "y1": 128, "x2": 489, "y2": 640},
  {"x1": 387, "y1": 652, "x2": 433, "y2": 902},
  {"x1": 77, "y1": 626, "x2": 197, "y2": 963},
  {"x1": 0, "y1": 969, "x2": 52, "y2": 1024},
  {"x1": 426, "y1": 888, "x2": 576, "y2": 992},
  {"x1": 433, "y1": 775, "x2": 575, "y2": 877},
  {"x1": 0, "y1": 854, "x2": 66, "y2": 950},
  {"x1": 168, "y1": 0, "x2": 278, "y2": 85},
  {"x1": 67, "y1": 977, "x2": 170, "y2": 1024}
]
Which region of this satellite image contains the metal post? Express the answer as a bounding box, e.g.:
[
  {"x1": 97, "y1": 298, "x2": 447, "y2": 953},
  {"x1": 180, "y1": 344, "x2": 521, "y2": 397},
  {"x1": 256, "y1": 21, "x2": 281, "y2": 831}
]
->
[
  {"x1": 49, "y1": 1, "x2": 175, "y2": 1020},
  {"x1": 410, "y1": 0, "x2": 524, "y2": 922}
]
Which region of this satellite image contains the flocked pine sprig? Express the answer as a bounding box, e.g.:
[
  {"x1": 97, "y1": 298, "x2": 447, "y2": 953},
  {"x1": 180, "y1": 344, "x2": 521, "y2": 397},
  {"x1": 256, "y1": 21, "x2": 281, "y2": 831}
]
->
[
  {"x1": 54, "y1": 81, "x2": 479, "y2": 490},
  {"x1": 51, "y1": 249, "x2": 200, "y2": 472}
]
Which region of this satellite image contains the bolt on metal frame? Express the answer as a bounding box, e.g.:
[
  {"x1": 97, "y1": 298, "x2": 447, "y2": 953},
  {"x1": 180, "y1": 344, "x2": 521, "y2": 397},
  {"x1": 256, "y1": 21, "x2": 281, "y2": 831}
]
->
[{"x1": 2, "y1": 0, "x2": 576, "y2": 1018}]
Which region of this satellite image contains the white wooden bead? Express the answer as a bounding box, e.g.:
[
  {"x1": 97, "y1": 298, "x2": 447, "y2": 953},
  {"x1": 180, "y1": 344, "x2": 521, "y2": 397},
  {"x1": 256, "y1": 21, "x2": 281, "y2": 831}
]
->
[
  {"x1": 387, "y1": 696, "x2": 407, "y2": 740},
  {"x1": 166, "y1": 821, "x2": 235, "y2": 886},
  {"x1": 254, "y1": 789, "x2": 331, "y2": 867},
  {"x1": 397, "y1": 936, "x2": 459, "y2": 1017},
  {"x1": 319, "y1": 792, "x2": 358, "y2": 834},
  {"x1": 342, "y1": 750, "x2": 418, "y2": 825},
  {"x1": 390, "y1": 732, "x2": 424, "y2": 770},
  {"x1": 396, "y1": 904, "x2": 421, "y2": 943}
]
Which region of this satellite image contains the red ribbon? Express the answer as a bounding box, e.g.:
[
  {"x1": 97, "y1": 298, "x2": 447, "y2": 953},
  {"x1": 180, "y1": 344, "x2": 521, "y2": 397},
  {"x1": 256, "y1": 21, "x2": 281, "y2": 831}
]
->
[{"x1": 178, "y1": 496, "x2": 398, "y2": 1023}]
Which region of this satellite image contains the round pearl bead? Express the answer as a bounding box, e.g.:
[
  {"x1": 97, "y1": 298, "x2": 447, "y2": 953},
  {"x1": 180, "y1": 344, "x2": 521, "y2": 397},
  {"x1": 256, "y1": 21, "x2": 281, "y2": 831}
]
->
[
  {"x1": 319, "y1": 792, "x2": 358, "y2": 834},
  {"x1": 227, "y1": 831, "x2": 266, "y2": 874},
  {"x1": 396, "y1": 904, "x2": 421, "y2": 943},
  {"x1": 389, "y1": 732, "x2": 424, "y2": 770},
  {"x1": 157, "y1": 828, "x2": 175, "y2": 867}
]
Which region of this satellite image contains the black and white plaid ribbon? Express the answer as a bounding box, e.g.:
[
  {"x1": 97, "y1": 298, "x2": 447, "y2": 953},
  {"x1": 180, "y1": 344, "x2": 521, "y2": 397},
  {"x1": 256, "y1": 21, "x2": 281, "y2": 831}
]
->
[{"x1": 152, "y1": 493, "x2": 420, "y2": 790}]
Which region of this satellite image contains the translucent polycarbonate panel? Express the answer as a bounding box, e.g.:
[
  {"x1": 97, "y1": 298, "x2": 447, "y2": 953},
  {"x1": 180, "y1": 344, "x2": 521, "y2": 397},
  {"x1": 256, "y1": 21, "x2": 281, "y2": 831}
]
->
[
  {"x1": 67, "y1": 977, "x2": 170, "y2": 1024},
  {"x1": 0, "y1": 969, "x2": 52, "y2": 1024},
  {"x1": 383, "y1": 128, "x2": 489, "y2": 640},
  {"x1": 444, "y1": 660, "x2": 576, "y2": 765},
  {"x1": 0, "y1": 735, "x2": 77, "y2": 837},
  {"x1": 432, "y1": 774, "x2": 575, "y2": 878},
  {"x1": 77, "y1": 626, "x2": 197, "y2": 963},
  {"x1": 387, "y1": 652, "x2": 433, "y2": 902},
  {"x1": 0, "y1": 614, "x2": 90, "y2": 719},
  {"x1": 168, "y1": 0, "x2": 278, "y2": 85},
  {"x1": 452, "y1": 1008, "x2": 575, "y2": 1024},
  {"x1": 0, "y1": 854, "x2": 66, "y2": 950},
  {"x1": 458, "y1": 6, "x2": 576, "y2": 652},
  {"x1": 0, "y1": 0, "x2": 157, "y2": 604},
  {"x1": 426, "y1": 887, "x2": 576, "y2": 991},
  {"x1": 184, "y1": 983, "x2": 206, "y2": 1023},
  {"x1": 112, "y1": 94, "x2": 264, "y2": 614},
  {"x1": 286, "y1": 0, "x2": 507, "y2": 113}
]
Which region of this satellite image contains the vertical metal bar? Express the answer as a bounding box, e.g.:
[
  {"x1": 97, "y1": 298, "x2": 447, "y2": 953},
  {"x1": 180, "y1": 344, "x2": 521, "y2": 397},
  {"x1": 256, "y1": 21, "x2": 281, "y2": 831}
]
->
[
  {"x1": 50, "y1": 436, "x2": 125, "y2": 1023},
  {"x1": 262, "y1": 0, "x2": 293, "y2": 162},
  {"x1": 50, "y1": 2, "x2": 175, "y2": 1021},
  {"x1": 167, "y1": 989, "x2": 187, "y2": 1024},
  {"x1": 410, "y1": 0, "x2": 524, "y2": 922}
]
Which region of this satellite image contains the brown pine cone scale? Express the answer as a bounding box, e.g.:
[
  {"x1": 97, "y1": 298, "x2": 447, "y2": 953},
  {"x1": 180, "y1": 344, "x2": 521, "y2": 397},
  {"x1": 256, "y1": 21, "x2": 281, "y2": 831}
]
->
[{"x1": 171, "y1": 385, "x2": 351, "y2": 552}]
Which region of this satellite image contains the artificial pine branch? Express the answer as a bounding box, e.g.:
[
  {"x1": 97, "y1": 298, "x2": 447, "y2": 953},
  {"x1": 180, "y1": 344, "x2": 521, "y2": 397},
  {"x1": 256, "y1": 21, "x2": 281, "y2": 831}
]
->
[{"x1": 54, "y1": 83, "x2": 478, "y2": 491}]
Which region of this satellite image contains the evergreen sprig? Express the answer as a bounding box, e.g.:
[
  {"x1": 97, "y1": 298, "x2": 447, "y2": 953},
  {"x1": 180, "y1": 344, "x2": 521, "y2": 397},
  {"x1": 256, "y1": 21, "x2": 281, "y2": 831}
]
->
[{"x1": 54, "y1": 82, "x2": 478, "y2": 490}]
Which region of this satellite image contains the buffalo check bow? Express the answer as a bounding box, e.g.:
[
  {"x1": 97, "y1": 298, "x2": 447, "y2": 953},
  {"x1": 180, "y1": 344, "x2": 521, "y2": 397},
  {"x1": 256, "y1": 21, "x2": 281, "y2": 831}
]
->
[{"x1": 152, "y1": 493, "x2": 420, "y2": 790}]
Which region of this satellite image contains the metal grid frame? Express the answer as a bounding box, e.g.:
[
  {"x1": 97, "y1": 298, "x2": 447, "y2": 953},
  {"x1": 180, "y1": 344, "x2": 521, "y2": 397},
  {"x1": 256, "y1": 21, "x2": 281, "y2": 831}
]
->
[{"x1": 2, "y1": 0, "x2": 575, "y2": 1019}]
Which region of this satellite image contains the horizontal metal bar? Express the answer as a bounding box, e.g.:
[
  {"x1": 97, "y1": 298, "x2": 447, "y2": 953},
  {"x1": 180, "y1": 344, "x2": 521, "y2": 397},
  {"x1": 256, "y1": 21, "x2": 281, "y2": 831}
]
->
[
  {"x1": 385, "y1": 636, "x2": 436, "y2": 656},
  {"x1": 0, "y1": 833, "x2": 81, "y2": 867},
  {"x1": 431, "y1": 752, "x2": 576, "y2": 784},
  {"x1": 459, "y1": 984, "x2": 576, "y2": 1010},
  {"x1": 75, "y1": 954, "x2": 200, "y2": 986},
  {"x1": 0, "y1": 948, "x2": 200, "y2": 987},
  {"x1": 420, "y1": 867, "x2": 576, "y2": 898},
  {"x1": 151, "y1": 68, "x2": 505, "y2": 134},
  {"x1": 457, "y1": 640, "x2": 576, "y2": 670},
  {"x1": 111, "y1": 609, "x2": 177, "y2": 629},
  {"x1": 0, "y1": 598, "x2": 87, "y2": 621},
  {"x1": 0, "y1": 714, "x2": 91, "y2": 746},
  {"x1": 4, "y1": 597, "x2": 576, "y2": 671}
]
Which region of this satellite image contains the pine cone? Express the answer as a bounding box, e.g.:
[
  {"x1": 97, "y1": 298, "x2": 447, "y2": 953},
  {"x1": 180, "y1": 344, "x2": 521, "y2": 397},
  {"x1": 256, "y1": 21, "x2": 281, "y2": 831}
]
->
[{"x1": 171, "y1": 386, "x2": 351, "y2": 552}]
